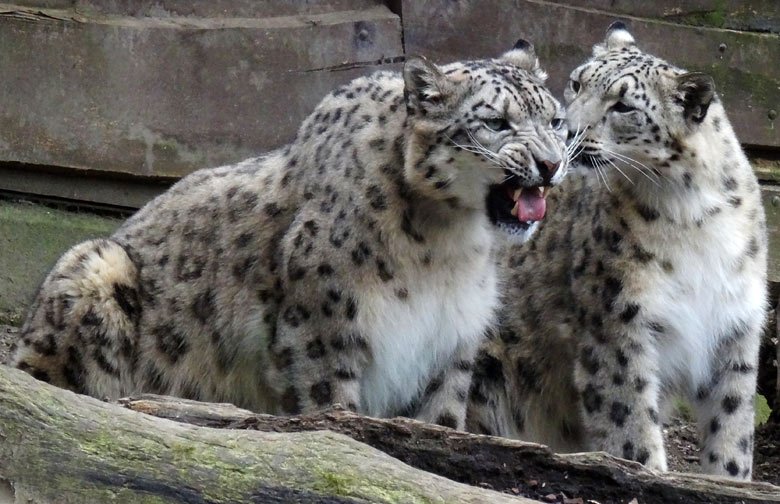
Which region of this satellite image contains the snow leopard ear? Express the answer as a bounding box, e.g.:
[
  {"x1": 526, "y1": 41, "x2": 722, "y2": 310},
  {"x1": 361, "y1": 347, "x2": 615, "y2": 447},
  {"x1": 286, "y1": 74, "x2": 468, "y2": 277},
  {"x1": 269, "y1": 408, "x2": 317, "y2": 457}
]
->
[
  {"x1": 605, "y1": 21, "x2": 636, "y2": 50},
  {"x1": 675, "y1": 72, "x2": 716, "y2": 124},
  {"x1": 403, "y1": 56, "x2": 456, "y2": 115},
  {"x1": 593, "y1": 21, "x2": 636, "y2": 56},
  {"x1": 500, "y1": 39, "x2": 547, "y2": 82}
]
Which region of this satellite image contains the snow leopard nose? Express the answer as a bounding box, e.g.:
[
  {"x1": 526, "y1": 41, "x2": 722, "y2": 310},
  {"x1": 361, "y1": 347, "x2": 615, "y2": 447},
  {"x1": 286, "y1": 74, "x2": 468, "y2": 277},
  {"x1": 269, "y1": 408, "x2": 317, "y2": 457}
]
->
[{"x1": 536, "y1": 159, "x2": 561, "y2": 184}]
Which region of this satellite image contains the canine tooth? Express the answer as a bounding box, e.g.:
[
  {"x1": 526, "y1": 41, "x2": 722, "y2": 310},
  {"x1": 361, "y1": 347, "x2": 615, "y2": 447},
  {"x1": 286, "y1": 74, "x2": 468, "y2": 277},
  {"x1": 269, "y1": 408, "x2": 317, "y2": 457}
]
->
[
  {"x1": 536, "y1": 187, "x2": 544, "y2": 197},
  {"x1": 510, "y1": 202, "x2": 518, "y2": 216},
  {"x1": 513, "y1": 188, "x2": 522, "y2": 200},
  {"x1": 542, "y1": 186, "x2": 551, "y2": 198}
]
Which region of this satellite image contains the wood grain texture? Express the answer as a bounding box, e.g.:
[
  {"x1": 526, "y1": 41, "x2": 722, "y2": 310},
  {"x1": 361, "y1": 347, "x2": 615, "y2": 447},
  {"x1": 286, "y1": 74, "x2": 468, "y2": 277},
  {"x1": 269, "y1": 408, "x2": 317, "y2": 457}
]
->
[
  {"x1": 0, "y1": 3, "x2": 403, "y2": 180},
  {"x1": 120, "y1": 395, "x2": 780, "y2": 504},
  {"x1": 402, "y1": 0, "x2": 780, "y2": 148},
  {"x1": 0, "y1": 364, "x2": 535, "y2": 504}
]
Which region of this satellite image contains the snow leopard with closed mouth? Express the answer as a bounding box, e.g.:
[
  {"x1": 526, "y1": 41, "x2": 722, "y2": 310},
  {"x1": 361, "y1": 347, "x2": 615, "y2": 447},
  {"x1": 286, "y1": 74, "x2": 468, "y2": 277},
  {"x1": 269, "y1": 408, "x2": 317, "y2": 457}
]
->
[
  {"x1": 12, "y1": 40, "x2": 568, "y2": 430},
  {"x1": 467, "y1": 23, "x2": 767, "y2": 479}
]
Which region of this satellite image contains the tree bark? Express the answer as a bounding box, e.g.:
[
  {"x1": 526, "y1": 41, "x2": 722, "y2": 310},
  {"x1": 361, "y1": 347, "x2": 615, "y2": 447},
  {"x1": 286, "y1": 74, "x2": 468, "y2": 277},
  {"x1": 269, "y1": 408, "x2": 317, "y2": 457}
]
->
[
  {"x1": 120, "y1": 395, "x2": 780, "y2": 504},
  {"x1": 2, "y1": 362, "x2": 779, "y2": 504},
  {"x1": 0, "y1": 365, "x2": 535, "y2": 504}
]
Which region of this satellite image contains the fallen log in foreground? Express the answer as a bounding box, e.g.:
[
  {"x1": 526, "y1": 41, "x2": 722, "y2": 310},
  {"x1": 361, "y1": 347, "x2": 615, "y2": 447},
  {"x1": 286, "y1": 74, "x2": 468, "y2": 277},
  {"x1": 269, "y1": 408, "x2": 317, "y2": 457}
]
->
[
  {"x1": 0, "y1": 365, "x2": 536, "y2": 504},
  {"x1": 121, "y1": 394, "x2": 780, "y2": 504}
]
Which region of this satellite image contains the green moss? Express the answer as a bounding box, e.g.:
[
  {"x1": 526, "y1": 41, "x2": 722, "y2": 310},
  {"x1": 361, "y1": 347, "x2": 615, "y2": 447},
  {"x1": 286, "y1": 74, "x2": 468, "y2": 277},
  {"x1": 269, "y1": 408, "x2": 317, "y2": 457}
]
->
[
  {"x1": 755, "y1": 393, "x2": 772, "y2": 426},
  {"x1": 0, "y1": 310, "x2": 23, "y2": 326},
  {"x1": 703, "y1": 8, "x2": 726, "y2": 28},
  {"x1": 0, "y1": 200, "x2": 120, "y2": 232},
  {"x1": 673, "y1": 396, "x2": 695, "y2": 421},
  {"x1": 693, "y1": 61, "x2": 779, "y2": 110},
  {"x1": 674, "y1": 394, "x2": 773, "y2": 427},
  {"x1": 670, "y1": 0, "x2": 727, "y2": 28},
  {"x1": 0, "y1": 200, "x2": 121, "y2": 325},
  {"x1": 312, "y1": 467, "x2": 437, "y2": 504},
  {"x1": 0, "y1": 370, "x2": 478, "y2": 503},
  {"x1": 170, "y1": 442, "x2": 196, "y2": 458},
  {"x1": 315, "y1": 472, "x2": 354, "y2": 496}
]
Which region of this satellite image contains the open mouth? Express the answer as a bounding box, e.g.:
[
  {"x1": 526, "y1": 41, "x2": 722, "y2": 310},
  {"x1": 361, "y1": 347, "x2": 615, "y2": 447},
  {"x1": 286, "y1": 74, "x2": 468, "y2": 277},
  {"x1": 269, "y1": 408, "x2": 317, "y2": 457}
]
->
[{"x1": 486, "y1": 170, "x2": 551, "y2": 232}]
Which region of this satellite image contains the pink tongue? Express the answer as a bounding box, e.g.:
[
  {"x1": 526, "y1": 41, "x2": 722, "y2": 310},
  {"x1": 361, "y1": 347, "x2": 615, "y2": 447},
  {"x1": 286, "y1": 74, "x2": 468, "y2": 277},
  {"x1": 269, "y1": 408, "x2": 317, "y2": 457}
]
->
[{"x1": 516, "y1": 191, "x2": 547, "y2": 222}]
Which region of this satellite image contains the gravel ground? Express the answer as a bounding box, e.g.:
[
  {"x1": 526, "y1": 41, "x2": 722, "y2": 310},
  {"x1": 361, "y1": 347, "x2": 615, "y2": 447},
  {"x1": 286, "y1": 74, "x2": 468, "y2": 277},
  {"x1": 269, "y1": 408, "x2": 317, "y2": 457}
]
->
[
  {"x1": 0, "y1": 325, "x2": 17, "y2": 365},
  {"x1": 662, "y1": 417, "x2": 780, "y2": 485}
]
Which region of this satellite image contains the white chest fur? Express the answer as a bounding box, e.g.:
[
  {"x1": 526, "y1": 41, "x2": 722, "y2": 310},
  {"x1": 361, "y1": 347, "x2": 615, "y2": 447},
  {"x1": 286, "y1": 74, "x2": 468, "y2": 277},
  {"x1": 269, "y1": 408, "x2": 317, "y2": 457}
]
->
[
  {"x1": 357, "y1": 250, "x2": 499, "y2": 417},
  {"x1": 635, "y1": 220, "x2": 764, "y2": 393}
]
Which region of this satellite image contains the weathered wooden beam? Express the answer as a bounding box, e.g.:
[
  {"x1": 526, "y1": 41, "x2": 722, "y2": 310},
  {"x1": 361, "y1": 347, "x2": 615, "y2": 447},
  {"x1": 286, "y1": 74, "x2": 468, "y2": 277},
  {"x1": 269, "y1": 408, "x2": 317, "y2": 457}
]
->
[
  {"x1": 762, "y1": 185, "x2": 780, "y2": 283},
  {"x1": 402, "y1": 0, "x2": 780, "y2": 148},
  {"x1": 66, "y1": 0, "x2": 384, "y2": 18},
  {"x1": 0, "y1": 364, "x2": 535, "y2": 504},
  {"x1": 120, "y1": 394, "x2": 780, "y2": 504},
  {"x1": 541, "y1": 0, "x2": 780, "y2": 33},
  {"x1": 0, "y1": 2, "x2": 403, "y2": 179}
]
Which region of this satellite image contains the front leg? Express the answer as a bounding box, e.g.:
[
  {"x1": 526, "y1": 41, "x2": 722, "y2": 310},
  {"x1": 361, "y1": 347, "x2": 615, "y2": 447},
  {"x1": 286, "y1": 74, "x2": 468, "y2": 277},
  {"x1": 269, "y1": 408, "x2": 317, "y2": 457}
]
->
[
  {"x1": 272, "y1": 298, "x2": 370, "y2": 415},
  {"x1": 415, "y1": 342, "x2": 478, "y2": 430},
  {"x1": 694, "y1": 321, "x2": 761, "y2": 480},
  {"x1": 466, "y1": 342, "x2": 522, "y2": 438},
  {"x1": 574, "y1": 325, "x2": 667, "y2": 472}
]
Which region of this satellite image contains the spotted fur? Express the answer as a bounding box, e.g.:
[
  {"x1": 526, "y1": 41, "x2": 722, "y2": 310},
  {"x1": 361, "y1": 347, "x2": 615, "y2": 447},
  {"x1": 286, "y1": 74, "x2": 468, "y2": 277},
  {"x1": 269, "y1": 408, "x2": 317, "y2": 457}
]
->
[
  {"x1": 12, "y1": 43, "x2": 567, "y2": 430},
  {"x1": 467, "y1": 23, "x2": 767, "y2": 480}
]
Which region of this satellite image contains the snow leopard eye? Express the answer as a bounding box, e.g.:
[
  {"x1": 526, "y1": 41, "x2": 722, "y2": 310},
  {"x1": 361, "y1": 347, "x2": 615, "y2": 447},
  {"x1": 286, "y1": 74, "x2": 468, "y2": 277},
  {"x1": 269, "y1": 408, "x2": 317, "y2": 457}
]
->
[
  {"x1": 611, "y1": 101, "x2": 636, "y2": 113},
  {"x1": 484, "y1": 118, "x2": 511, "y2": 132},
  {"x1": 570, "y1": 80, "x2": 581, "y2": 93},
  {"x1": 550, "y1": 118, "x2": 565, "y2": 130}
]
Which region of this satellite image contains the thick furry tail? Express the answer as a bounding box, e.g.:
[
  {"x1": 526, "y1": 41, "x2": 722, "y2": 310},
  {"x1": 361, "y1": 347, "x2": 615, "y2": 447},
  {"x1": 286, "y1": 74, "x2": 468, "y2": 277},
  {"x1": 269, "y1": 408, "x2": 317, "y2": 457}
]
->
[{"x1": 11, "y1": 238, "x2": 141, "y2": 399}]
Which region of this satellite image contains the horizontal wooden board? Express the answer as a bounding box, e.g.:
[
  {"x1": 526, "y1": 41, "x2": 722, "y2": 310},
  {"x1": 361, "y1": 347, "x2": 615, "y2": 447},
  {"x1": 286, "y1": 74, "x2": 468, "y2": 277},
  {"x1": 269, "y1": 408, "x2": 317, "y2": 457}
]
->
[
  {"x1": 0, "y1": 163, "x2": 171, "y2": 209},
  {"x1": 544, "y1": 0, "x2": 780, "y2": 33},
  {"x1": 402, "y1": 0, "x2": 780, "y2": 148},
  {"x1": 762, "y1": 185, "x2": 780, "y2": 283},
  {"x1": 0, "y1": 3, "x2": 403, "y2": 177},
  {"x1": 12, "y1": 0, "x2": 388, "y2": 19}
]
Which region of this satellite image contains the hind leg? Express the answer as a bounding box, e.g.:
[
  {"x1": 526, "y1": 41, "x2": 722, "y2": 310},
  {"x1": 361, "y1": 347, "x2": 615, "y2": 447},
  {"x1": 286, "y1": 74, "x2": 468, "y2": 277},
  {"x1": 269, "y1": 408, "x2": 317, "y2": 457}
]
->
[
  {"x1": 466, "y1": 346, "x2": 520, "y2": 437},
  {"x1": 11, "y1": 238, "x2": 141, "y2": 399}
]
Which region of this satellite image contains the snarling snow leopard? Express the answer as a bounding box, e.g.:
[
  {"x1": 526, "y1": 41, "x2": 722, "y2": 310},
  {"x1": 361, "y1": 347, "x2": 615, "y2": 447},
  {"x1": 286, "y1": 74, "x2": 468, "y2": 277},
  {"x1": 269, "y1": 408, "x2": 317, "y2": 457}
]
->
[
  {"x1": 467, "y1": 23, "x2": 767, "y2": 479},
  {"x1": 11, "y1": 41, "x2": 568, "y2": 429}
]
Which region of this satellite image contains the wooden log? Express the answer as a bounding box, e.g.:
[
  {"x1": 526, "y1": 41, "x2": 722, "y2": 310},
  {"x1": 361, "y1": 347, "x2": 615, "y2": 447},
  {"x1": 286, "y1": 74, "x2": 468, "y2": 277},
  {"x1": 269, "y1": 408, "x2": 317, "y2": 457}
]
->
[
  {"x1": 2, "y1": 360, "x2": 779, "y2": 504},
  {"x1": 121, "y1": 394, "x2": 780, "y2": 504},
  {"x1": 0, "y1": 364, "x2": 536, "y2": 504}
]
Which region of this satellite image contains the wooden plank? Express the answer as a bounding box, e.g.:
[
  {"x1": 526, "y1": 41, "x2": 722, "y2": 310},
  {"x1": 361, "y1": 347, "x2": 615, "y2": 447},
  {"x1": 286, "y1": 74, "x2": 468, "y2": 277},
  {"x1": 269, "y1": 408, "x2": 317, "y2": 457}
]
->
[
  {"x1": 0, "y1": 163, "x2": 171, "y2": 209},
  {"x1": 762, "y1": 185, "x2": 780, "y2": 283},
  {"x1": 401, "y1": 0, "x2": 780, "y2": 148},
  {"x1": 67, "y1": 0, "x2": 386, "y2": 18},
  {"x1": 542, "y1": 0, "x2": 780, "y2": 33},
  {"x1": 753, "y1": 156, "x2": 780, "y2": 183},
  {"x1": 0, "y1": 3, "x2": 403, "y2": 178}
]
